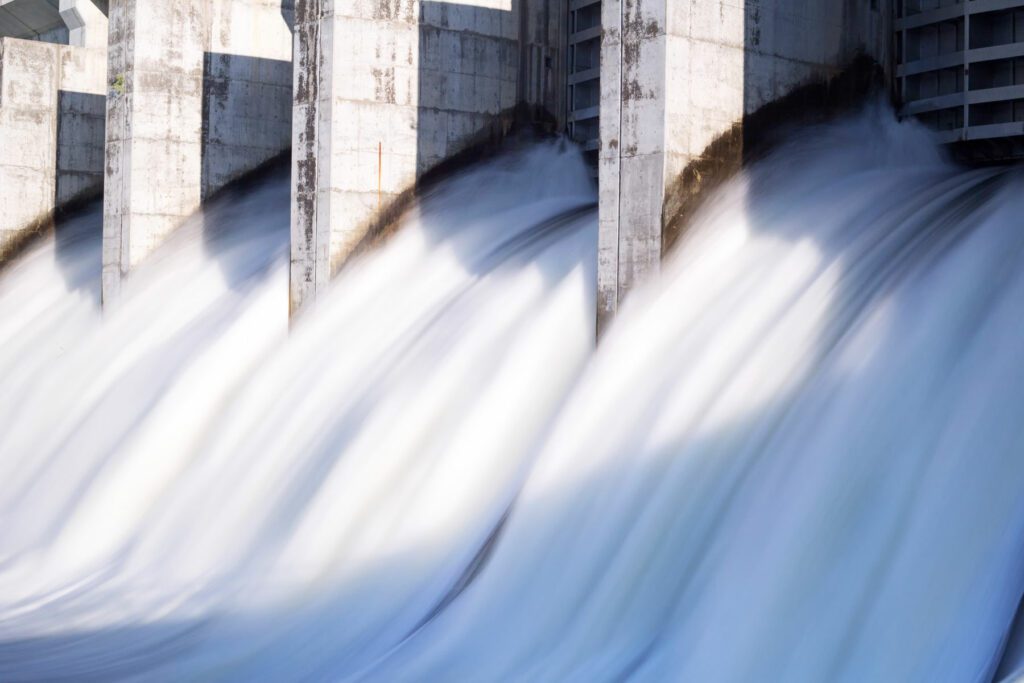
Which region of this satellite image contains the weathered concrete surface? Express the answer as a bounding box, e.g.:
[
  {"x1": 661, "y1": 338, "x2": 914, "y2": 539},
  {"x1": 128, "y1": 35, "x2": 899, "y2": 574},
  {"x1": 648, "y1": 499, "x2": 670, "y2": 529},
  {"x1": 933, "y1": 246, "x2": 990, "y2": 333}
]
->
[
  {"x1": 289, "y1": 0, "x2": 567, "y2": 314},
  {"x1": 518, "y1": 0, "x2": 567, "y2": 127},
  {"x1": 0, "y1": 37, "x2": 105, "y2": 261},
  {"x1": 289, "y1": 0, "x2": 329, "y2": 311},
  {"x1": 103, "y1": 0, "x2": 293, "y2": 304},
  {"x1": 598, "y1": 0, "x2": 894, "y2": 329}
]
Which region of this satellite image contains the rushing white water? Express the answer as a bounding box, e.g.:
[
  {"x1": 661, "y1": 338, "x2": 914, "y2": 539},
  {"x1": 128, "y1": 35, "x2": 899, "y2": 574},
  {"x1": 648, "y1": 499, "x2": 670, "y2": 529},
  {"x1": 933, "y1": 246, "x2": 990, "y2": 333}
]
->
[{"x1": 1, "y1": 111, "x2": 1023, "y2": 682}]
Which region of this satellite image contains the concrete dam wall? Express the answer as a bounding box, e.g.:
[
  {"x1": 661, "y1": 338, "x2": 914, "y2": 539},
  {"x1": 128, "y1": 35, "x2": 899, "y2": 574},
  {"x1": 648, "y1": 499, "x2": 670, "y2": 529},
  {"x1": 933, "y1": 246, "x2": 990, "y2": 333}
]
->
[{"x1": 2, "y1": 0, "x2": 1021, "y2": 323}]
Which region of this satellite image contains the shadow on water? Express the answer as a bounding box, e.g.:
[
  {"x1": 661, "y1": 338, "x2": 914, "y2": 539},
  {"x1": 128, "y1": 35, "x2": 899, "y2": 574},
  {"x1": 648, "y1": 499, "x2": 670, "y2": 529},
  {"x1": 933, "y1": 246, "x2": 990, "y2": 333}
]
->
[
  {"x1": 197, "y1": 157, "x2": 291, "y2": 291},
  {"x1": 52, "y1": 201, "x2": 102, "y2": 302},
  {"x1": 44, "y1": 160, "x2": 291, "y2": 301},
  {"x1": 45, "y1": 160, "x2": 291, "y2": 301}
]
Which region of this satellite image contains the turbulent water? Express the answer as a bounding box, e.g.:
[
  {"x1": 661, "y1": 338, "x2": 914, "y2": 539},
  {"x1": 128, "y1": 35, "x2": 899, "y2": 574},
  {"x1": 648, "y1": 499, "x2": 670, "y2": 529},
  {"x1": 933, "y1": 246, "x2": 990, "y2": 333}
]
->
[{"x1": 1, "y1": 110, "x2": 1023, "y2": 682}]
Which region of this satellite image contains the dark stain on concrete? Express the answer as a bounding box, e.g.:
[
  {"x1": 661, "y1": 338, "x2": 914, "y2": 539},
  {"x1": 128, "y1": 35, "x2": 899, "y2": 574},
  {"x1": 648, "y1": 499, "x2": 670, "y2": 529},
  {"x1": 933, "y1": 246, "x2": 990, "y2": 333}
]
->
[
  {"x1": 291, "y1": 0, "x2": 324, "y2": 311},
  {"x1": 375, "y1": 0, "x2": 416, "y2": 24},
  {"x1": 373, "y1": 67, "x2": 397, "y2": 104},
  {"x1": 0, "y1": 213, "x2": 55, "y2": 272},
  {"x1": 749, "y1": 0, "x2": 762, "y2": 48},
  {"x1": 620, "y1": 0, "x2": 660, "y2": 102}
]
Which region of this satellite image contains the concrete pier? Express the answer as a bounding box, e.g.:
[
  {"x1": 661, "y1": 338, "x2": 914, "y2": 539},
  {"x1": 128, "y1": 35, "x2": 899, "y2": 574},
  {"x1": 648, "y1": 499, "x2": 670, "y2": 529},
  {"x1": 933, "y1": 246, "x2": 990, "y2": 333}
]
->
[
  {"x1": 0, "y1": 31, "x2": 106, "y2": 260},
  {"x1": 289, "y1": 0, "x2": 566, "y2": 314},
  {"x1": 597, "y1": 0, "x2": 893, "y2": 330},
  {"x1": 102, "y1": 0, "x2": 294, "y2": 303}
]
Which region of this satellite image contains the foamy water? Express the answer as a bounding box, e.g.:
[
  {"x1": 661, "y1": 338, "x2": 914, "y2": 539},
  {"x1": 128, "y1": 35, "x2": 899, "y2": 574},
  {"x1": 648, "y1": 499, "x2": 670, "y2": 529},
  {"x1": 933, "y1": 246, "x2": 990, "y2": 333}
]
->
[{"x1": 1, "y1": 114, "x2": 1023, "y2": 682}]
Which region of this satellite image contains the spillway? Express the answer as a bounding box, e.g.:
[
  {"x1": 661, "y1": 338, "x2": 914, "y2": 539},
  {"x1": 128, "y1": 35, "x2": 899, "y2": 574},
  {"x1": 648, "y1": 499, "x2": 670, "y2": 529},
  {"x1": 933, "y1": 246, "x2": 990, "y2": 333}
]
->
[{"x1": 1, "y1": 110, "x2": 1023, "y2": 682}]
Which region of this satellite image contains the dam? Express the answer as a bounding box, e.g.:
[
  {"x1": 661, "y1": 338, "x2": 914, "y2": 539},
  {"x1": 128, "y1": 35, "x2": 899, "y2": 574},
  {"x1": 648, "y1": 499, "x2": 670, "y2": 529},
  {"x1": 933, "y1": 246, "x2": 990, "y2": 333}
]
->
[
  {"x1": 2, "y1": 2, "x2": 1024, "y2": 681},
  {"x1": 2, "y1": 0, "x2": 1020, "y2": 319}
]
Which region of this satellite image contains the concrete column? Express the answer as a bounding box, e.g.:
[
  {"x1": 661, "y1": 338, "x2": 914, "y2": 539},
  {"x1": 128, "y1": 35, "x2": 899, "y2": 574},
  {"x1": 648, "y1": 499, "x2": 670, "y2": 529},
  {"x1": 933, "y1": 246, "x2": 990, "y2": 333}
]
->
[
  {"x1": 597, "y1": 0, "x2": 668, "y2": 330},
  {"x1": 597, "y1": 0, "x2": 893, "y2": 330},
  {"x1": 59, "y1": 0, "x2": 109, "y2": 49},
  {"x1": 103, "y1": 0, "x2": 293, "y2": 304},
  {"x1": 103, "y1": 0, "x2": 206, "y2": 303},
  {"x1": 289, "y1": 0, "x2": 565, "y2": 314},
  {"x1": 0, "y1": 39, "x2": 60, "y2": 259},
  {"x1": 0, "y1": 37, "x2": 105, "y2": 262},
  {"x1": 596, "y1": 0, "x2": 622, "y2": 330},
  {"x1": 289, "y1": 0, "x2": 332, "y2": 311}
]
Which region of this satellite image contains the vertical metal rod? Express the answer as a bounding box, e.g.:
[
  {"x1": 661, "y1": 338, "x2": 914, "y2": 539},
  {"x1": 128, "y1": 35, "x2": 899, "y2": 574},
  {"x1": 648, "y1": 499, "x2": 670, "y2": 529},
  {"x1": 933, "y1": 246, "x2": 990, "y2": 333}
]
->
[{"x1": 963, "y1": 4, "x2": 970, "y2": 140}]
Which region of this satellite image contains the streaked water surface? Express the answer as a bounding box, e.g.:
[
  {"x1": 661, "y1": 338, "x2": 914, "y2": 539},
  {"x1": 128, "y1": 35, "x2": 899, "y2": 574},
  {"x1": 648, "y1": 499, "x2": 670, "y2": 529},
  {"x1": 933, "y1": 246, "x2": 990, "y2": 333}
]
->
[{"x1": 1, "y1": 114, "x2": 1023, "y2": 682}]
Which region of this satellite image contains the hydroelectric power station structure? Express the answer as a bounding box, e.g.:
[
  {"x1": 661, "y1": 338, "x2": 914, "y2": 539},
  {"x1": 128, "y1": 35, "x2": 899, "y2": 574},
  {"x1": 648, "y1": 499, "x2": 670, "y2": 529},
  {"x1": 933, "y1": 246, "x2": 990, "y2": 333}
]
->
[
  {"x1": 0, "y1": 0, "x2": 1021, "y2": 324},
  {"x1": 5, "y1": 5, "x2": 1024, "y2": 679},
  {"x1": 896, "y1": 0, "x2": 1024, "y2": 159}
]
